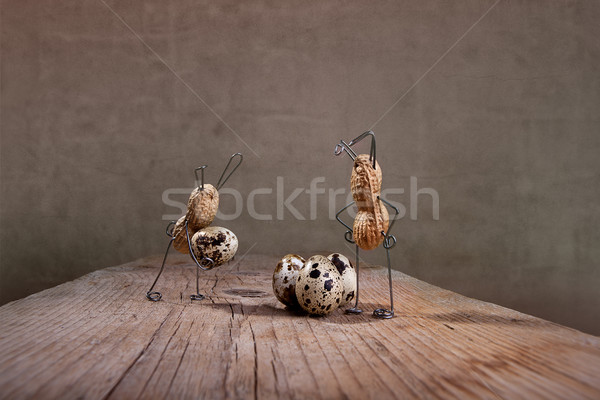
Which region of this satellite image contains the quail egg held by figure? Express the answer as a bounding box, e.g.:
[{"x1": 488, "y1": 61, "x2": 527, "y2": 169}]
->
[{"x1": 190, "y1": 226, "x2": 238, "y2": 266}]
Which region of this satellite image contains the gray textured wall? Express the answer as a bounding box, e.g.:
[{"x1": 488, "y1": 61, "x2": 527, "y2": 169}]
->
[{"x1": 1, "y1": 0, "x2": 599, "y2": 334}]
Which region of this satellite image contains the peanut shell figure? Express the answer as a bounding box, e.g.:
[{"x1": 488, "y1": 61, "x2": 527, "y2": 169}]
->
[{"x1": 334, "y1": 131, "x2": 399, "y2": 318}]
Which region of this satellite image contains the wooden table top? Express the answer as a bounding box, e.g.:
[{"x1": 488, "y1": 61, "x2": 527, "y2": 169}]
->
[{"x1": 0, "y1": 253, "x2": 599, "y2": 399}]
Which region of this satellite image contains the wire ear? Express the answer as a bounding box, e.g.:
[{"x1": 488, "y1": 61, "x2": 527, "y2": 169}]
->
[
  {"x1": 347, "y1": 130, "x2": 376, "y2": 169},
  {"x1": 216, "y1": 153, "x2": 243, "y2": 190},
  {"x1": 194, "y1": 165, "x2": 207, "y2": 190},
  {"x1": 334, "y1": 140, "x2": 357, "y2": 160}
]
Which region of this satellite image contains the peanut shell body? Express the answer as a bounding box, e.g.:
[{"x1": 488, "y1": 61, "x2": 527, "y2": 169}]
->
[
  {"x1": 172, "y1": 216, "x2": 193, "y2": 254},
  {"x1": 186, "y1": 184, "x2": 219, "y2": 231},
  {"x1": 350, "y1": 154, "x2": 389, "y2": 250},
  {"x1": 351, "y1": 155, "x2": 382, "y2": 206},
  {"x1": 353, "y1": 205, "x2": 389, "y2": 250}
]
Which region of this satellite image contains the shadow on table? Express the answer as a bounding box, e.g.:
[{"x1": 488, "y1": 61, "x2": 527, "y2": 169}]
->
[{"x1": 202, "y1": 301, "x2": 403, "y2": 325}]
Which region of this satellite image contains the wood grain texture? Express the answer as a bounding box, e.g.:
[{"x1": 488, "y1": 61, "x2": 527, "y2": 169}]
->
[{"x1": 0, "y1": 254, "x2": 599, "y2": 399}]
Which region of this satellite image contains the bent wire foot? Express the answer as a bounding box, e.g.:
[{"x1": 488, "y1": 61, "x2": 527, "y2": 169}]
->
[
  {"x1": 189, "y1": 256, "x2": 214, "y2": 301},
  {"x1": 373, "y1": 238, "x2": 395, "y2": 319},
  {"x1": 373, "y1": 200, "x2": 398, "y2": 319},
  {"x1": 335, "y1": 202, "x2": 364, "y2": 314},
  {"x1": 185, "y1": 220, "x2": 216, "y2": 301},
  {"x1": 146, "y1": 221, "x2": 176, "y2": 301}
]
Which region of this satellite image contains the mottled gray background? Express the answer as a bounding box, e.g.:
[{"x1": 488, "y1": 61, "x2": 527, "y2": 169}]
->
[{"x1": 1, "y1": 1, "x2": 599, "y2": 334}]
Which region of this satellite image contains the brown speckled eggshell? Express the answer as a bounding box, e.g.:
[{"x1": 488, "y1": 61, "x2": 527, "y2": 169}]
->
[
  {"x1": 191, "y1": 226, "x2": 238, "y2": 267},
  {"x1": 296, "y1": 255, "x2": 343, "y2": 316},
  {"x1": 327, "y1": 253, "x2": 357, "y2": 307},
  {"x1": 272, "y1": 254, "x2": 305, "y2": 308}
]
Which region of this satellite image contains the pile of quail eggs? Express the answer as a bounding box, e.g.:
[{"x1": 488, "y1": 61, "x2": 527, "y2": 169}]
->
[{"x1": 273, "y1": 253, "x2": 357, "y2": 316}]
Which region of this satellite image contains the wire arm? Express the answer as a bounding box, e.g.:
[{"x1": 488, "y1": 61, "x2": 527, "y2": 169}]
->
[
  {"x1": 378, "y1": 196, "x2": 399, "y2": 249},
  {"x1": 335, "y1": 201, "x2": 356, "y2": 244}
]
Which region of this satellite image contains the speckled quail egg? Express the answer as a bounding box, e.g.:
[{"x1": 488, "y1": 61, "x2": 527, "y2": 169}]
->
[
  {"x1": 296, "y1": 255, "x2": 344, "y2": 316},
  {"x1": 327, "y1": 253, "x2": 357, "y2": 307},
  {"x1": 272, "y1": 254, "x2": 306, "y2": 308},
  {"x1": 191, "y1": 226, "x2": 238, "y2": 267}
]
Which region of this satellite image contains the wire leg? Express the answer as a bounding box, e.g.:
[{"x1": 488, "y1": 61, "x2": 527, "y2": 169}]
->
[
  {"x1": 373, "y1": 245, "x2": 394, "y2": 319},
  {"x1": 146, "y1": 239, "x2": 173, "y2": 301},
  {"x1": 190, "y1": 262, "x2": 205, "y2": 301},
  {"x1": 346, "y1": 244, "x2": 363, "y2": 314},
  {"x1": 185, "y1": 219, "x2": 215, "y2": 301}
]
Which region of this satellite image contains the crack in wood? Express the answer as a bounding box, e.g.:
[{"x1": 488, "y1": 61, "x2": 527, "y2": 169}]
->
[
  {"x1": 102, "y1": 308, "x2": 179, "y2": 400},
  {"x1": 210, "y1": 275, "x2": 220, "y2": 295},
  {"x1": 249, "y1": 320, "x2": 258, "y2": 400},
  {"x1": 165, "y1": 339, "x2": 190, "y2": 397},
  {"x1": 134, "y1": 308, "x2": 186, "y2": 399}
]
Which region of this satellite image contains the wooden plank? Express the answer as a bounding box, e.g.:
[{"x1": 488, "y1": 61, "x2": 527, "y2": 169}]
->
[{"x1": 0, "y1": 254, "x2": 598, "y2": 399}]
